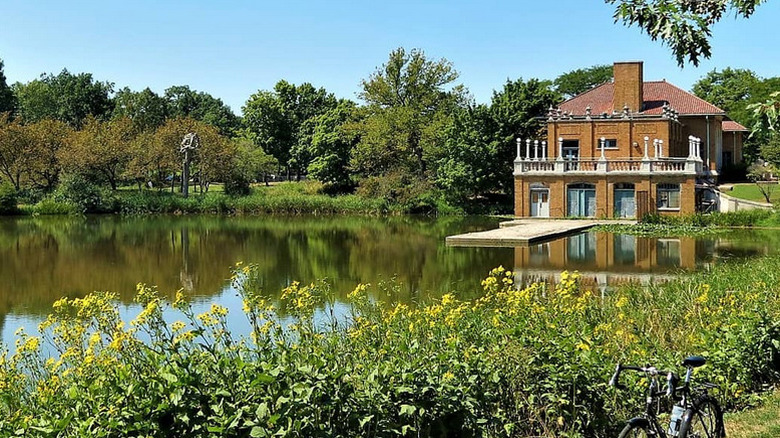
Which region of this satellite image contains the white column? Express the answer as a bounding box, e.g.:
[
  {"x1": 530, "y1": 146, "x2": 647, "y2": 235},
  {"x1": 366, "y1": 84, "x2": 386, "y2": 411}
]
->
[
  {"x1": 542, "y1": 141, "x2": 547, "y2": 160},
  {"x1": 643, "y1": 136, "x2": 649, "y2": 159},
  {"x1": 653, "y1": 139, "x2": 659, "y2": 158},
  {"x1": 533, "y1": 140, "x2": 539, "y2": 161},
  {"x1": 526, "y1": 139, "x2": 531, "y2": 161},
  {"x1": 516, "y1": 138, "x2": 522, "y2": 160},
  {"x1": 687, "y1": 135, "x2": 694, "y2": 158},
  {"x1": 599, "y1": 137, "x2": 606, "y2": 160},
  {"x1": 696, "y1": 137, "x2": 702, "y2": 160},
  {"x1": 557, "y1": 137, "x2": 563, "y2": 160},
  {"x1": 659, "y1": 140, "x2": 664, "y2": 158}
]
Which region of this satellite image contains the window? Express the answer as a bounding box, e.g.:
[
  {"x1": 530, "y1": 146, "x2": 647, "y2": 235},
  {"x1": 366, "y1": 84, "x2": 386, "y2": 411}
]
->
[
  {"x1": 602, "y1": 139, "x2": 618, "y2": 149},
  {"x1": 656, "y1": 239, "x2": 681, "y2": 267},
  {"x1": 657, "y1": 183, "x2": 681, "y2": 210}
]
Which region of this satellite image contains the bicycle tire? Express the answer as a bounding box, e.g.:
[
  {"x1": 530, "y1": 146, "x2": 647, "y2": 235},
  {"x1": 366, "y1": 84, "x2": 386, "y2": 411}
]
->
[
  {"x1": 618, "y1": 423, "x2": 653, "y2": 438},
  {"x1": 678, "y1": 395, "x2": 725, "y2": 438}
]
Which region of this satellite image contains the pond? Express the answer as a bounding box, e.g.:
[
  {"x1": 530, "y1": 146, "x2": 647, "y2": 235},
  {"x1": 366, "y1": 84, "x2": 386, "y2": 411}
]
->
[{"x1": 1, "y1": 215, "x2": 779, "y2": 346}]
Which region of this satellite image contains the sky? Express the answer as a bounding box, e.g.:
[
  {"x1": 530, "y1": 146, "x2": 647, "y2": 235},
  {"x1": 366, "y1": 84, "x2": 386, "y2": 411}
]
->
[{"x1": 1, "y1": 1, "x2": 778, "y2": 114}]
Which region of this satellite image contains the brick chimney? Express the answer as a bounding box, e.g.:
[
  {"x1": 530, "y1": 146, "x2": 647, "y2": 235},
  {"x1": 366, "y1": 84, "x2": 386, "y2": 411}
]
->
[{"x1": 612, "y1": 61, "x2": 643, "y2": 113}]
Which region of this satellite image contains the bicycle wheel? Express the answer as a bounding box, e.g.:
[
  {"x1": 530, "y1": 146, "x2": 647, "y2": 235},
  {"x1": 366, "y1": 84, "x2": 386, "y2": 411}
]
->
[
  {"x1": 618, "y1": 423, "x2": 652, "y2": 438},
  {"x1": 678, "y1": 395, "x2": 725, "y2": 438}
]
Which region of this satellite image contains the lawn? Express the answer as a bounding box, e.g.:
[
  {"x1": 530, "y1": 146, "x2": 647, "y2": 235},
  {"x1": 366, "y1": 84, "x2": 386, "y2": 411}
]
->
[
  {"x1": 726, "y1": 390, "x2": 780, "y2": 438},
  {"x1": 723, "y1": 183, "x2": 780, "y2": 203}
]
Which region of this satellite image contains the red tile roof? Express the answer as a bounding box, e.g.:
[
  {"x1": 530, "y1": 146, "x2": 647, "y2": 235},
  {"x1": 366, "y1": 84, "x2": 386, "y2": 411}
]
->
[
  {"x1": 722, "y1": 120, "x2": 749, "y2": 132},
  {"x1": 559, "y1": 81, "x2": 726, "y2": 116}
]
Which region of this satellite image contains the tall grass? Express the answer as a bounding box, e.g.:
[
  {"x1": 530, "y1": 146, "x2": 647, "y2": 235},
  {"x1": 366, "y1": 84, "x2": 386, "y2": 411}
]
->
[
  {"x1": 2, "y1": 257, "x2": 779, "y2": 437},
  {"x1": 9, "y1": 182, "x2": 468, "y2": 216}
]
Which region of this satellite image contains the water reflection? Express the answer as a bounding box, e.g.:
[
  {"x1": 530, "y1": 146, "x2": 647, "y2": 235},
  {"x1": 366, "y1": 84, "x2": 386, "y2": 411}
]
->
[
  {"x1": 0, "y1": 215, "x2": 511, "y2": 318},
  {"x1": 3, "y1": 216, "x2": 780, "y2": 347},
  {"x1": 514, "y1": 231, "x2": 778, "y2": 293}
]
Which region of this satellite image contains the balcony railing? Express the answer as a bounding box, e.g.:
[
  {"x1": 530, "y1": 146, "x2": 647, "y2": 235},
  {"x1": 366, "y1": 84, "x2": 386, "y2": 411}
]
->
[{"x1": 514, "y1": 157, "x2": 703, "y2": 176}]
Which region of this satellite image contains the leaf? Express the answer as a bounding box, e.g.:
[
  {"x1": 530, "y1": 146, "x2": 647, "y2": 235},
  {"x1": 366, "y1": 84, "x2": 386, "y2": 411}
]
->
[
  {"x1": 255, "y1": 402, "x2": 270, "y2": 420},
  {"x1": 160, "y1": 372, "x2": 178, "y2": 383},
  {"x1": 399, "y1": 404, "x2": 416, "y2": 416},
  {"x1": 250, "y1": 426, "x2": 268, "y2": 438},
  {"x1": 359, "y1": 415, "x2": 374, "y2": 428}
]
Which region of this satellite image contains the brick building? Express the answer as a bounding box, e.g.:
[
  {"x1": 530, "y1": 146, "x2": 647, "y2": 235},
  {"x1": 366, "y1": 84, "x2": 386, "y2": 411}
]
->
[{"x1": 513, "y1": 61, "x2": 747, "y2": 218}]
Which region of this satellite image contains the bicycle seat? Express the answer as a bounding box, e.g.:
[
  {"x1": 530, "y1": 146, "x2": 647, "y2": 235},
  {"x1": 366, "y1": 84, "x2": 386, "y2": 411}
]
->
[{"x1": 682, "y1": 356, "x2": 706, "y2": 368}]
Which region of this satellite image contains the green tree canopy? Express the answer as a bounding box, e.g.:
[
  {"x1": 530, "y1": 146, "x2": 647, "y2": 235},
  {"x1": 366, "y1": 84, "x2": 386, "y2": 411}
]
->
[
  {"x1": 60, "y1": 116, "x2": 135, "y2": 190},
  {"x1": 692, "y1": 68, "x2": 763, "y2": 124},
  {"x1": 13, "y1": 69, "x2": 114, "y2": 128},
  {"x1": 0, "y1": 58, "x2": 15, "y2": 115},
  {"x1": 113, "y1": 87, "x2": 169, "y2": 133},
  {"x1": 352, "y1": 48, "x2": 465, "y2": 182},
  {"x1": 607, "y1": 0, "x2": 765, "y2": 66},
  {"x1": 437, "y1": 78, "x2": 560, "y2": 204},
  {"x1": 554, "y1": 64, "x2": 612, "y2": 98},
  {"x1": 164, "y1": 85, "x2": 240, "y2": 136},
  {"x1": 26, "y1": 119, "x2": 72, "y2": 191},
  {"x1": 303, "y1": 100, "x2": 360, "y2": 187},
  {"x1": 243, "y1": 80, "x2": 337, "y2": 177},
  {"x1": 0, "y1": 114, "x2": 33, "y2": 190}
]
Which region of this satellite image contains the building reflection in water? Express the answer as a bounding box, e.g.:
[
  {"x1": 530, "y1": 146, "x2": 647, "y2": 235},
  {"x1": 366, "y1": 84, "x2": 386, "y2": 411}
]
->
[{"x1": 514, "y1": 232, "x2": 714, "y2": 295}]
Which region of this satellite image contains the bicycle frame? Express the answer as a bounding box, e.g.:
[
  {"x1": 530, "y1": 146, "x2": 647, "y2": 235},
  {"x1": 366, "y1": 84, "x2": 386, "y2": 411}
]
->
[{"x1": 610, "y1": 363, "x2": 698, "y2": 437}]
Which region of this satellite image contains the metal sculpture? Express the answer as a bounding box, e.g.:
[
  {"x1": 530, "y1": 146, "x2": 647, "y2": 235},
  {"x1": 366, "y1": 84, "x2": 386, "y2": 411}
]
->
[{"x1": 180, "y1": 132, "x2": 200, "y2": 198}]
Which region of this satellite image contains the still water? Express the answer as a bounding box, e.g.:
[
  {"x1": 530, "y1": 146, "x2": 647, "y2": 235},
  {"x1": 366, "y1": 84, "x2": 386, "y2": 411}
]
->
[{"x1": 1, "y1": 215, "x2": 778, "y2": 346}]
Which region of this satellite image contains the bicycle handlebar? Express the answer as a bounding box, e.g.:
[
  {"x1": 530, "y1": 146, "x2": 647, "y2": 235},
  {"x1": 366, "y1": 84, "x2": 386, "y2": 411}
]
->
[{"x1": 609, "y1": 364, "x2": 675, "y2": 391}]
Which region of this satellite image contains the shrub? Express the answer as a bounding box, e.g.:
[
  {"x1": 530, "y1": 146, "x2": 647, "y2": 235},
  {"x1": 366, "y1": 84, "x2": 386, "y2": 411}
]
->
[
  {"x1": 31, "y1": 197, "x2": 78, "y2": 215},
  {"x1": 0, "y1": 181, "x2": 18, "y2": 214},
  {"x1": 56, "y1": 174, "x2": 110, "y2": 213},
  {"x1": 223, "y1": 172, "x2": 251, "y2": 196}
]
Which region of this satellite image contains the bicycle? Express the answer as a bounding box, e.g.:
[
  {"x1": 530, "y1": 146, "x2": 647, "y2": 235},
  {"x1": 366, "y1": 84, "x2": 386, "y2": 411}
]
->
[{"x1": 609, "y1": 355, "x2": 725, "y2": 438}]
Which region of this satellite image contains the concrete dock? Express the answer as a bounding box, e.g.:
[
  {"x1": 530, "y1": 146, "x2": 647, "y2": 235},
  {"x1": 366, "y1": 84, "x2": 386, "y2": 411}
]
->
[{"x1": 446, "y1": 219, "x2": 635, "y2": 247}]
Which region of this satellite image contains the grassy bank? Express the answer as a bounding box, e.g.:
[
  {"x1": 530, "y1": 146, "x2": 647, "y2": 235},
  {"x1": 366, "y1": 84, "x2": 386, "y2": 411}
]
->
[
  {"x1": 13, "y1": 182, "x2": 465, "y2": 216},
  {"x1": 594, "y1": 209, "x2": 780, "y2": 237},
  {"x1": 727, "y1": 390, "x2": 780, "y2": 438},
  {"x1": 2, "y1": 256, "x2": 780, "y2": 437},
  {"x1": 724, "y1": 183, "x2": 780, "y2": 204}
]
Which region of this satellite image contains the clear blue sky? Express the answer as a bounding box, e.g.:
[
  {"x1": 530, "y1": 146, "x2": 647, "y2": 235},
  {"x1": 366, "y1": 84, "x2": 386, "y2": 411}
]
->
[{"x1": 1, "y1": 1, "x2": 778, "y2": 114}]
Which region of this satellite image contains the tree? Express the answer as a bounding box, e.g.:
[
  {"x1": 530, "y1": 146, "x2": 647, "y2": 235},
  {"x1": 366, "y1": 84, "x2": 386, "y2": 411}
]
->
[
  {"x1": 13, "y1": 69, "x2": 114, "y2": 128},
  {"x1": 125, "y1": 129, "x2": 175, "y2": 190},
  {"x1": 352, "y1": 48, "x2": 465, "y2": 181},
  {"x1": 243, "y1": 80, "x2": 337, "y2": 178},
  {"x1": 26, "y1": 119, "x2": 72, "y2": 191},
  {"x1": 165, "y1": 85, "x2": 240, "y2": 137},
  {"x1": 692, "y1": 68, "x2": 761, "y2": 124},
  {"x1": 231, "y1": 137, "x2": 278, "y2": 188},
  {"x1": 489, "y1": 78, "x2": 561, "y2": 191},
  {"x1": 436, "y1": 78, "x2": 560, "y2": 204},
  {"x1": 747, "y1": 160, "x2": 777, "y2": 203},
  {"x1": 607, "y1": 0, "x2": 765, "y2": 66},
  {"x1": 554, "y1": 64, "x2": 612, "y2": 98},
  {"x1": 60, "y1": 116, "x2": 135, "y2": 190},
  {"x1": 0, "y1": 58, "x2": 15, "y2": 115},
  {"x1": 692, "y1": 68, "x2": 780, "y2": 161},
  {"x1": 759, "y1": 131, "x2": 780, "y2": 166},
  {"x1": 304, "y1": 100, "x2": 361, "y2": 187},
  {"x1": 113, "y1": 87, "x2": 169, "y2": 133},
  {"x1": 436, "y1": 105, "x2": 500, "y2": 202},
  {"x1": 0, "y1": 114, "x2": 33, "y2": 190}
]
